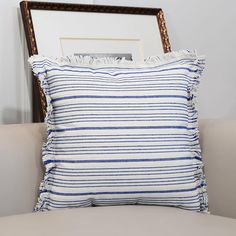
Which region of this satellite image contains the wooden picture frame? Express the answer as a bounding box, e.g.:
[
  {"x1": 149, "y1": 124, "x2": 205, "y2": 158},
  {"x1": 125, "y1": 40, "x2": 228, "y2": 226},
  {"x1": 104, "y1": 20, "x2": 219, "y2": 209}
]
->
[{"x1": 20, "y1": 1, "x2": 171, "y2": 122}]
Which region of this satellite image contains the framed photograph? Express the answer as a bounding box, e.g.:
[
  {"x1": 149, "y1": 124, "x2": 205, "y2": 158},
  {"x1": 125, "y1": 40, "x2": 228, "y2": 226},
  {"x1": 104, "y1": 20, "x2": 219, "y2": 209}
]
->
[{"x1": 20, "y1": 1, "x2": 171, "y2": 122}]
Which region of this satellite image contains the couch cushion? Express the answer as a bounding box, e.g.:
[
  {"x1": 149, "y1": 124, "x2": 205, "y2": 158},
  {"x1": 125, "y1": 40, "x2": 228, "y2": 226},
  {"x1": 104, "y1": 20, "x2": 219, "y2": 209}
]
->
[
  {"x1": 199, "y1": 119, "x2": 236, "y2": 218},
  {"x1": 0, "y1": 206, "x2": 235, "y2": 236},
  {"x1": 0, "y1": 123, "x2": 46, "y2": 217},
  {"x1": 1, "y1": 120, "x2": 235, "y2": 218},
  {"x1": 29, "y1": 50, "x2": 208, "y2": 212}
]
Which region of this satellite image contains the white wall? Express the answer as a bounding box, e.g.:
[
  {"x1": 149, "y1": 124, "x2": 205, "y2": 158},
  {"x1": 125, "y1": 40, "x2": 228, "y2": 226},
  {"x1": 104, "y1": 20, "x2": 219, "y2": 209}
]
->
[{"x1": 0, "y1": 0, "x2": 235, "y2": 123}]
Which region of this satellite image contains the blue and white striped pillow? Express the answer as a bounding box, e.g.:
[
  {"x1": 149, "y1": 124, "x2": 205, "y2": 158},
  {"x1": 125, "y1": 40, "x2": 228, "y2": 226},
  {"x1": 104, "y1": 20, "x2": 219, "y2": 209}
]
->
[{"x1": 29, "y1": 50, "x2": 208, "y2": 212}]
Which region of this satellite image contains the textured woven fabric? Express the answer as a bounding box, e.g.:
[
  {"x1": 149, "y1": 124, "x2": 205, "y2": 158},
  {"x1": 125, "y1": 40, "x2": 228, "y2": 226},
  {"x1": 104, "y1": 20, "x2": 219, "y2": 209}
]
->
[{"x1": 29, "y1": 50, "x2": 208, "y2": 212}]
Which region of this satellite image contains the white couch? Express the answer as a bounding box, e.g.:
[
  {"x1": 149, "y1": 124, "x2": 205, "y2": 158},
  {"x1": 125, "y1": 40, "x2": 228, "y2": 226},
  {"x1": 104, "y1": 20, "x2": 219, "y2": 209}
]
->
[{"x1": 0, "y1": 119, "x2": 236, "y2": 235}]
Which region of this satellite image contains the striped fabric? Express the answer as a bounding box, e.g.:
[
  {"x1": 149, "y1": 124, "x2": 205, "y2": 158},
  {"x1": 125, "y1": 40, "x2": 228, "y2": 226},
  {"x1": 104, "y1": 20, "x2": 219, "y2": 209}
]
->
[{"x1": 29, "y1": 50, "x2": 208, "y2": 212}]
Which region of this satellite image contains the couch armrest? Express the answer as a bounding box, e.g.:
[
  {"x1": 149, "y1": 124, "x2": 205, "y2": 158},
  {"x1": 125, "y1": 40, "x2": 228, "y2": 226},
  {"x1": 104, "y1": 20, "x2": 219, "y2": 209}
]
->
[
  {"x1": 0, "y1": 123, "x2": 46, "y2": 217},
  {"x1": 199, "y1": 119, "x2": 236, "y2": 219}
]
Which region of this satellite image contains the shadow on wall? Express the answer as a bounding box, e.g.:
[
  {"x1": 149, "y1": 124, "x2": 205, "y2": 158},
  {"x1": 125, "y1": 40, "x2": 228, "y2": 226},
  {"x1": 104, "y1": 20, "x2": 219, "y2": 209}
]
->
[
  {"x1": 2, "y1": 108, "x2": 31, "y2": 124},
  {"x1": 4, "y1": 8, "x2": 33, "y2": 125}
]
